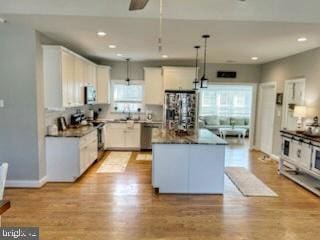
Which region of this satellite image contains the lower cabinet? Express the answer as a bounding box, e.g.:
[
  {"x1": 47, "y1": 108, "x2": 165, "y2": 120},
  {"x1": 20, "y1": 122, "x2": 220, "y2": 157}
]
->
[
  {"x1": 46, "y1": 130, "x2": 98, "y2": 182},
  {"x1": 105, "y1": 123, "x2": 141, "y2": 150},
  {"x1": 281, "y1": 135, "x2": 312, "y2": 171}
]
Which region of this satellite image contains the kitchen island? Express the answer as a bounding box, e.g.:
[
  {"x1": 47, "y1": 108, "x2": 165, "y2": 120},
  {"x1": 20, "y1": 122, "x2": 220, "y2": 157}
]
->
[{"x1": 152, "y1": 128, "x2": 227, "y2": 194}]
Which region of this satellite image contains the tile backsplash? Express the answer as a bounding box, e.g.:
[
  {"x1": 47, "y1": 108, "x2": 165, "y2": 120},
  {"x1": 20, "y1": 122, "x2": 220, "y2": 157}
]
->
[
  {"x1": 45, "y1": 106, "x2": 89, "y2": 127},
  {"x1": 45, "y1": 104, "x2": 163, "y2": 127}
]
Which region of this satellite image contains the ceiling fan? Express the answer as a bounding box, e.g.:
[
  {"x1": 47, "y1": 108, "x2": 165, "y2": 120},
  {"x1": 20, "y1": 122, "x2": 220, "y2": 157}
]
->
[
  {"x1": 129, "y1": 0, "x2": 164, "y2": 53},
  {"x1": 129, "y1": 0, "x2": 149, "y2": 11}
]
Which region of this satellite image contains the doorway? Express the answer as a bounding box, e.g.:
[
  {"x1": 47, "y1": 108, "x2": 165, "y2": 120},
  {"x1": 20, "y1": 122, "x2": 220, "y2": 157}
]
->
[{"x1": 256, "y1": 82, "x2": 276, "y2": 155}]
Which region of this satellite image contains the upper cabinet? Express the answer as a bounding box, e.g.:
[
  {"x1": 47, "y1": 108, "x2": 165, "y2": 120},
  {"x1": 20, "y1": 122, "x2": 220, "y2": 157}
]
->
[
  {"x1": 162, "y1": 67, "x2": 196, "y2": 91},
  {"x1": 43, "y1": 45, "x2": 99, "y2": 109},
  {"x1": 96, "y1": 65, "x2": 111, "y2": 104},
  {"x1": 144, "y1": 67, "x2": 163, "y2": 105}
]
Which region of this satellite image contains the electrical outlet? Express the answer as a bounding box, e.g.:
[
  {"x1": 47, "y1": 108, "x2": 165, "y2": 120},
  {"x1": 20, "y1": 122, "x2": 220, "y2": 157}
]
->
[{"x1": 0, "y1": 99, "x2": 4, "y2": 108}]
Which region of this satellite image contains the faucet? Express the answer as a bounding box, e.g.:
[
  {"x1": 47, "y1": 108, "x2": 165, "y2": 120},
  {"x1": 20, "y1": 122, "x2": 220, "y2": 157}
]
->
[{"x1": 123, "y1": 105, "x2": 132, "y2": 120}]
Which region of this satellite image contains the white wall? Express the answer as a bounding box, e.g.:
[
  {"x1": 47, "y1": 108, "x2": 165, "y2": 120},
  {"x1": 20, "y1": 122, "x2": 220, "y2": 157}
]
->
[
  {"x1": 0, "y1": 25, "x2": 41, "y2": 181},
  {"x1": 260, "y1": 47, "x2": 320, "y2": 156},
  {"x1": 98, "y1": 59, "x2": 261, "y2": 84}
]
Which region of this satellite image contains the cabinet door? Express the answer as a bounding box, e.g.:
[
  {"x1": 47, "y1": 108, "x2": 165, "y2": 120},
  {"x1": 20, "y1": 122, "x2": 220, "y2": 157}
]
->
[
  {"x1": 177, "y1": 68, "x2": 195, "y2": 90},
  {"x1": 106, "y1": 124, "x2": 126, "y2": 148},
  {"x1": 144, "y1": 67, "x2": 163, "y2": 105},
  {"x1": 281, "y1": 137, "x2": 293, "y2": 160},
  {"x1": 125, "y1": 125, "x2": 141, "y2": 149},
  {"x1": 87, "y1": 139, "x2": 98, "y2": 166},
  {"x1": 163, "y1": 67, "x2": 181, "y2": 90},
  {"x1": 88, "y1": 63, "x2": 97, "y2": 88},
  {"x1": 96, "y1": 66, "x2": 111, "y2": 104},
  {"x1": 292, "y1": 140, "x2": 303, "y2": 165},
  {"x1": 61, "y1": 50, "x2": 75, "y2": 107},
  {"x1": 163, "y1": 67, "x2": 195, "y2": 90},
  {"x1": 80, "y1": 146, "x2": 88, "y2": 174},
  {"x1": 300, "y1": 143, "x2": 312, "y2": 170},
  {"x1": 74, "y1": 57, "x2": 85, "y2": 106}
]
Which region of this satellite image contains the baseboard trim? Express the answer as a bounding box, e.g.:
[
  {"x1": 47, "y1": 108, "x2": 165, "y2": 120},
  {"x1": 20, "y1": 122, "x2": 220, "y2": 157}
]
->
[
  {"x1": 251, "y1": 146, "x2": 280, "y2": 161},
  {"x1": 6, "y1": 176, "x2": 47, "y2": 188},
  {"x1": 269, "y1": 154, "x2": 280, "y2": 162}
]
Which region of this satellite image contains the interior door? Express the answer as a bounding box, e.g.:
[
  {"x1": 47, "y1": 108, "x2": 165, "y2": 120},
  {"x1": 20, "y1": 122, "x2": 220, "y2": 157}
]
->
[{"x1": 257, "y1": 84, "x2": 276, "y2": 155}]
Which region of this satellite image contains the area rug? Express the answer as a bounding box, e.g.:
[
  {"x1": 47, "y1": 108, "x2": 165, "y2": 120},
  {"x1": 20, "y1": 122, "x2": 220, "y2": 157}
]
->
[
  {"x1": 97, "y1": 152, "x2": 132, "y2": 173},
  {"x1": 136, "y1": 153, "x2": 152, "y2": 161},
  {"x1": 225, "y1": 167, "x2": 278, "y2": 197}
]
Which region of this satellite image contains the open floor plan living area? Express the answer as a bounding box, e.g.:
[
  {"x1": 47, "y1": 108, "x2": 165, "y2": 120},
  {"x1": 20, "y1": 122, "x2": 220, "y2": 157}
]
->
[{"x1": 1, "y1": 1, "x2": 320, "y2": 239}]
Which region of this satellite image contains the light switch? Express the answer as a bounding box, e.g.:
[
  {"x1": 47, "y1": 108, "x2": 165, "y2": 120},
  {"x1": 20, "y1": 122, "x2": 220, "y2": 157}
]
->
[{"x1": 0, "y1": 100, "x2": 4, "y2": 108}]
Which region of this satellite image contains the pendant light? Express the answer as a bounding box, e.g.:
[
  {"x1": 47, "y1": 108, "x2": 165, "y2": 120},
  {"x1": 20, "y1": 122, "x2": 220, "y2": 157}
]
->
[
  {"x1": 126, "y1": 58, "x2": 130, "y2": 85},
  {"x1": 193, "y1": 45, "x2": 201, "y2": 90},
  {"x1": 200, "y1": 34, "x2": 210, "y2": 88}
]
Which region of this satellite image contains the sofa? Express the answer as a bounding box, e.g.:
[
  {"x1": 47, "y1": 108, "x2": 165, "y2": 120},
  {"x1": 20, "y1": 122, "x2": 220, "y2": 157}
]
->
[{"x1": 199, "y1": 115, "x2": 250, "y2": 136}]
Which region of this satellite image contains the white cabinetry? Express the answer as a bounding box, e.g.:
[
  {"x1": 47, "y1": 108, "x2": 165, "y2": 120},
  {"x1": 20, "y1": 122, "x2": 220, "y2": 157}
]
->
[
  {"x1": 152, "y1": 144, "x2": 225, "y2": 194},
  {"x1": 105, "y1": 123, "x2": 141, "y2": 150},
  {"x1": 162, "y1": 67, "x2": 195, "y2": 90},
  {"x1": 144, "y1": 67, "x2": 163, "y2": 105},
  {"x1": 281, "y1": 134, "x2": 312, "y2": 171},
  {"x1": 46, "y1": 130, "x2": 98, "y2": 182},
  {"x1": 291, "y1": 139, "x2": 312, "y2": 170},
  {"x1": 43, "y1": 45, "x2": 97, "y2": 109},
  {"x1": 96, "y1": 65, "x2": 111, "y2": 104}
]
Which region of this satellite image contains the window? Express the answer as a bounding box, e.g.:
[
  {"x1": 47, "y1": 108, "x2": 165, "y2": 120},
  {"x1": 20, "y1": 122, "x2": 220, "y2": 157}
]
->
[
  {"x1": 200, "y1": 85, "x2": 252, "y2": 118},
  {"x1": 111, "y1": 80, "x2": 144, "y2": 112}
]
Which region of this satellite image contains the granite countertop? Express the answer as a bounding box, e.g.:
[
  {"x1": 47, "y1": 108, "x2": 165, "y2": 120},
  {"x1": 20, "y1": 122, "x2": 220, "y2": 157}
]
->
[
  {"x1": 46, "y1": 125, "x2": 97, "y2": 138},
  {"x1": 152, "y1": 128, "x2": 228, "y2": 145},
  {"x1": 97, "y1": 119, "x2": 163, "y2": 124},
  {"x1": 280, "y1": 130, "x2": 320, "y2": 143}
]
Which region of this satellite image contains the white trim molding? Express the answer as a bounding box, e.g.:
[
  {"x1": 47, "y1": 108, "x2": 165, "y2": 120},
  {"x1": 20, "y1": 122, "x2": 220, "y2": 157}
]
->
[{"x1": 6, "y1": 176, "x2": 47, "y2": 188}]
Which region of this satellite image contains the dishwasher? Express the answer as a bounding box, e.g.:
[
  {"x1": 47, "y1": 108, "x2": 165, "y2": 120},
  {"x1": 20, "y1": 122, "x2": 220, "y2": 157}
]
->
[{"x1": 141, "y1": 122, "x2": 162, "y2": 150}]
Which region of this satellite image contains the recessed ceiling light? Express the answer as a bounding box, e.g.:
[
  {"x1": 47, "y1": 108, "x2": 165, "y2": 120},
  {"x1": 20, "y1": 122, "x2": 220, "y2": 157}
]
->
[
  {"x1": 116, "y1": 53, "x2": 123, "y2": 57},
  {"x1": 162, "y1": 55, "x2": 168, "y2": 58},
  {"x1": 297, "y1": 37, "x2": 307, "y2": 42},
  {"x1": 251, "y1": 57, "x2": 258, "y2": 61},
  {"x1": 109, "y1": 45, "x2": 117, "y2": 49},
  {"x1": 0, "y1": 18, "x2": 7, "y2": 23},
  {"x1": 97, "y1": 31, "x2": 106, "y2": 37}
]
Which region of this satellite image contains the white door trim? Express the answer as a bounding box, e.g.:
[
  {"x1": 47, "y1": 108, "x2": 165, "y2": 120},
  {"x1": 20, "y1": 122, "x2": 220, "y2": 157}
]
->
[
  {"x1": 256, "y1": 82, "x2": 277, "y2": 155},
  {"x1": 206, "y1": 82, "x2": 258, "y2": 149}
]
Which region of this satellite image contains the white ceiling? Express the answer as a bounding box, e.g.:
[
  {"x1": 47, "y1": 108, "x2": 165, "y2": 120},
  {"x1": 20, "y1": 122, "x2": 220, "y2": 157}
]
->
[{"x1": 1, "y1": 0, "x2": 320, "y2": 64}]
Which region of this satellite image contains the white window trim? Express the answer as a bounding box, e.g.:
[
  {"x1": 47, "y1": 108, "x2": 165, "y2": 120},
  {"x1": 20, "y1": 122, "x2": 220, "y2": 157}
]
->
[{"x1": 110, "y1": 79, "x2": 145, "y2": 113}]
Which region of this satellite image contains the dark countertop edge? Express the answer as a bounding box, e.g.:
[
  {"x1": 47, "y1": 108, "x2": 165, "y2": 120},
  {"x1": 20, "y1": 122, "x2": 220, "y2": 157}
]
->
[
  {"x1": 152, "y1": 142, "x2": 228, "y2": 145},
  {"x1": 151, "y1": 129, "x2": 228, "y2": 145},
  {"x1": 45, "y1": 126, "x2": 97, "y2": 138},
  {"x1": 280, "y1": 130, "x2": 320, "y2": 143}
]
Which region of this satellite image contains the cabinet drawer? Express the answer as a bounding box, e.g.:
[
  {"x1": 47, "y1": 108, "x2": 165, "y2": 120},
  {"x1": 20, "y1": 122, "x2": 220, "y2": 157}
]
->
[{"x1": 80, "y1": 130, "x2": 97, "y2": 148}]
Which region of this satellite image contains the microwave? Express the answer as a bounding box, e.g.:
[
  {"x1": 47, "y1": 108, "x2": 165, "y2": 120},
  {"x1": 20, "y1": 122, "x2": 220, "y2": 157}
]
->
[{"x1": 84, "y1": 86, "x2": 96, "y2": 104}]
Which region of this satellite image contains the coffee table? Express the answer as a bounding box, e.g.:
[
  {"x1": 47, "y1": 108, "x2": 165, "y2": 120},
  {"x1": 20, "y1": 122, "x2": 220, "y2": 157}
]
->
[{"x1": 218, "y1": 127, "x2": 247, "y2": 142}]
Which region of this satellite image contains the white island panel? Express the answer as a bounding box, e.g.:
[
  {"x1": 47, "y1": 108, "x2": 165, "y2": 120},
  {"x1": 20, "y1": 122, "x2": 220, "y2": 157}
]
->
[{"x1": 189, "y1": 145, "x2": 225, "y2": 194}]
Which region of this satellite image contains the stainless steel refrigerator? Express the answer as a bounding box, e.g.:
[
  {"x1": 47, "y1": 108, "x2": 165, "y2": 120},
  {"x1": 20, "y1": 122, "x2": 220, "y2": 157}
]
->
[{"x1": 164, "y1": 90, "x2": 198, "y2": 132}]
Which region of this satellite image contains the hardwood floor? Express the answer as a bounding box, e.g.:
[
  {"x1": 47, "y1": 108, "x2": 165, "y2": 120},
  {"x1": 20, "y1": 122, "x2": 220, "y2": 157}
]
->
[{"x1": 2, "y1": 145, "x2": 320, "y2": 240}]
